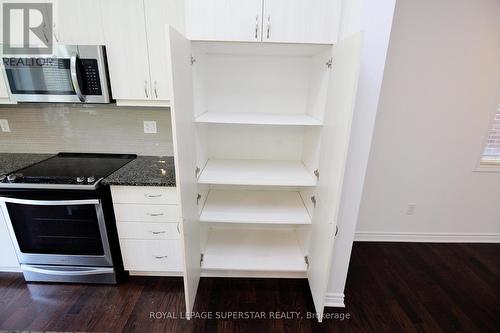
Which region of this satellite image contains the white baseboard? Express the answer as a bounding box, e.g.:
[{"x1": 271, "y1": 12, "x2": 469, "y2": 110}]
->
[
  {"x1": 324, "y1": 292, "x2": 345, "y2": 308},
  {"x1": 354, "y1": 232, "x2": 500, "y2": 243}
]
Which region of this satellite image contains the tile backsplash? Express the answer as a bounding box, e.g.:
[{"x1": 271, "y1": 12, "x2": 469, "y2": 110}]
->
[{"x1": 0, "y1": 104, "x2": 173, "y2": 156}]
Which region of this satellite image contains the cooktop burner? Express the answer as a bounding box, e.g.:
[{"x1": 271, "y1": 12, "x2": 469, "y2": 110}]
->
[{"x1": 1, "y1": 153, "x2": 137, "y2": 189}]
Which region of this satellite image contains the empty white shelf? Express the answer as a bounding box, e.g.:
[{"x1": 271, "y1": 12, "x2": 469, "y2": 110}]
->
[
  {"x1": 202, "y1": 228, "x2": 307, "y2": 272},
  {"x1": 198, "y1": 159, "x2": 317, "y2": 186},
  {"x1": 200, "y1": 190, "x2": 311, "y2": 224},
  {"x1": 195, "y1": 112, "x2": 322, "y2": 126}
]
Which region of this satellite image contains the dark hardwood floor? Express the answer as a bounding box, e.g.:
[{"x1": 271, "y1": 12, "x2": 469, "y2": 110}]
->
[{"x1": 0, "y1": 242, "x2": 498, "y2": 332}]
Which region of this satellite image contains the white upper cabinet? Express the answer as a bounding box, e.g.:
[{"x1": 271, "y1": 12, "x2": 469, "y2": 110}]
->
[
  {"x1": 53, "y1": 0, "x2": 105, "y2": 45},
  {"x1": 262, "y1": 0, "x2": 340, "y2": 44},
  {"x1": 100, "y1": 0, "x2": 152, "y2": 101},
  {"x1": 100, "y1": 0, "x2": 183, "y2": 104},
  {"x1": 144, "y1": 0, "x2": 185, "y2": 101},
  {"x1": 186, "y1": 0, "x2": 263, "y2": 42},
  {"x1": 186, "y1": 0, "x2": 340, "y2": 44}
]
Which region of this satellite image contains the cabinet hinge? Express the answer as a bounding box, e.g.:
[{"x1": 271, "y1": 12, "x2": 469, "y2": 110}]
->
[
  {"x1": 195, "y1": 166, "x2": 200, "y2": 178},
  {"x1": 191, "y1": 56, "x2": 196, "y2": 65},
  {"x1": 197, "y1": 193, "x2": 202, "y2": 205},
  {"x1": 326, "y1": 58, "x2": 333, "y2": 69},
  {"x1": 310, "y1": 196, "x2": 316, "y2": 208},
  {"x1": 314, "y1": 169, "x2": 320, "y2": 181},
  {"x1": 304, "y1": 256, "x2": 309, "y2": 269},
  {"x1": 200, "y1": 253, "x2": 204, "y2": 266}
]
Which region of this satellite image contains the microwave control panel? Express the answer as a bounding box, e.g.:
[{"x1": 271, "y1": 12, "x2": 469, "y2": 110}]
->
[{"x1": 80, "y1": 59, "x2": 103, "y2": 96}]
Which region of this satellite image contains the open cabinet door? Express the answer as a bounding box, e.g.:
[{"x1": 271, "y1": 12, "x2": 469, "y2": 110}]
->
[
  {"x1": 166, "y1": 27, "x2": 201, "y2": 319},
  {"x1": 307, "y1": 32, "x2": 363, "y2": 322}
]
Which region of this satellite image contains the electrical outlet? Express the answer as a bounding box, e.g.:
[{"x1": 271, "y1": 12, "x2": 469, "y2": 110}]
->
[
  {"x1": 143, "y1": 121, "x2": 157, "y2": 134},
  {"x1": 406, "y1": 203, "x2": 416, "y2": 215},
  {"x1": 0, "y1": 119, "x2": 11, "y2": 132}
]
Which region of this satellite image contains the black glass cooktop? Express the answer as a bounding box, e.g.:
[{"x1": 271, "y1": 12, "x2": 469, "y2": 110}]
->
[{"x1": 2, "y1": 153, "x2": 137, "y2": 187}]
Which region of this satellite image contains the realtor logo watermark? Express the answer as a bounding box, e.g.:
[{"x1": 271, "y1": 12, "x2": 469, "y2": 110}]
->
[{"x1": 2, "y1": 2, "x2": 53, "y2": 54}]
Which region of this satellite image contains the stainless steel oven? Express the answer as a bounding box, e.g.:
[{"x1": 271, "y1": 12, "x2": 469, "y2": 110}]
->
[
  {"x1": 2, "y1": 45, "x2": 111, "y2": 103},
  {"x1": 0, "y1": 194, "x2": 117, "y2": 283}
]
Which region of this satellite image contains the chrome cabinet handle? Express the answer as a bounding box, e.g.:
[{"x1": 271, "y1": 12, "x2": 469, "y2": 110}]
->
[
  {"x1": 176, "y1": 222, "x2": 180, "y2": 234},
  {"x1": 149, "y1": 230, "x2": 166, "y2": 235},
  {"x1": 154, "y1": 81, "x2": 158, "y2": 98},
  {"x1": 266, "y1": 16, "x2": 270, "y2": 39},
  {"x1": 144, "y1": 80, "x2": 149, "y2": 98},
  {"x1": 255, "y1": 15, "x2": 259, "y2": 39},
  {"x1": 70, "y1": 52, "x2": 86, "y2": 102},
  {"x1": 147, "y1": 212, "x2": 164, "y2": 217},
  {"x1": 153, "y1": 255, "x2": 168, "y2": 259},
  {"x1": 144, "y1": 194, "x2": 162, "y2": 198}
]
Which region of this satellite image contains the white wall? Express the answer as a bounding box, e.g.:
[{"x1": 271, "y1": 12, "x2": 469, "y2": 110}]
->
[{"x1": 355, "y1": 0, "x2": 500, "y2": 242}]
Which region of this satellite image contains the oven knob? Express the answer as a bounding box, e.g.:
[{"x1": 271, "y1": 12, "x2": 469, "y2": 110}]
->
[
  {"x1": 87, "y1": 176, "x2": 95, "y2": 183},
  {"x1": 76, "y1": 176, "x2": 85, "y2": 183}
]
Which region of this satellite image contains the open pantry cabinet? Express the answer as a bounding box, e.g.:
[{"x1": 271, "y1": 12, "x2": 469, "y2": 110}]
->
[{"x1": 167, "y1": 26, "x2": 363, "y2": 321}]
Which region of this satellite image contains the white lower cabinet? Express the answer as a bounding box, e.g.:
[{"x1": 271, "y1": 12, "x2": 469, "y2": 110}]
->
[
  {"x1": 0, "y1": 208, "x2": 20, "y2": 271},
  {"x1": 111, "y1": 186, "x2": 182, "y2": 274},
  {"x1": 120, "y1": 239, "x2": 182, "y2": 272}
]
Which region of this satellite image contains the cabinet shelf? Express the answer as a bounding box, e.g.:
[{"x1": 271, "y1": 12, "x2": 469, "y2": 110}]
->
[
  {"x1": 198, "y1": 159, "x2": 317, "y2": 186},
  {"x1": 201, "y1": 228, "x2": 307, "y2": 272},
  {"x1": 200, "y1": 190, "x2": 311, "y2": 224},
  {"x1": 195, "y1": 112, "x2": 322, "y2": 126}
]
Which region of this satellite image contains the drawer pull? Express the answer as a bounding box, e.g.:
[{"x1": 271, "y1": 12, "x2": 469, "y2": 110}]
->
[
  {"x1": 176, "y1": 222, "x2": 180, "y2": 234},
  {"x1": 149, "y1": 230, "x2": 166, "y2": 235},
  {"x1": 153, "y1": 255, "x2": 168, "y2": 259},
  {"x1": 147, "y1": 212, "x2": 164, "y2": 216},
  {"x1": 144, "y1": 194, "x2": 162, "y2": 198}
]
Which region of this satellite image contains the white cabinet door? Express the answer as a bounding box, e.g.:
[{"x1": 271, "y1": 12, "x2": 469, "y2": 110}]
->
[
  {"x1": 53, "y1": 0, "x2": 104, "y2": 45},
  {"x1": 307, "y1": 32, "x2": 363, "y2": 320},
  {"x1": 186, "y1": 0, "x2": 263, "y2": 42},
  {"x1": 167, "y1": 26, "x2": 201, "y2": 319},
  {"x1": 100, "y1": 0, "x2": 152, "y2": 100},
  {"x1": 0, "y1": 207, "x2": 20, "y2": 270},
  {"x1": 144, "y1": 0, "x2": 185, "y2": 101},
  {"x1": 262, "y1": 0, "x2": 340, "y2": 44}
]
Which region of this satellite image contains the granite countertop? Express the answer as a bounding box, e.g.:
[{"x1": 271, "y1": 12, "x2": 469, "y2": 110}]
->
[
  {"x1": 101, "y1": 155, "x2": 176, "y2": 187},
  {"x1": 0, "y1": 153, "x2": 54, "y2": 177},
  {"x1": 0, "y1": 153, "x2": 176, "y2": 187}
]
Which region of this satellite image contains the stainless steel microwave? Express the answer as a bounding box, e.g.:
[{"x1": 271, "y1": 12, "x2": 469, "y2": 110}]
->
[{"x1": 2, "y1": 45, "x2": 111, "y2": 103}]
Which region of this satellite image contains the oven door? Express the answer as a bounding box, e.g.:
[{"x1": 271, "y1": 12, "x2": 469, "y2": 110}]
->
[
  {"x1": 2, "y1": 45, "x2": 110, "y2": 103},
  {"x1": 0, "y1": 197, "x2": 113, "y2": 267}
]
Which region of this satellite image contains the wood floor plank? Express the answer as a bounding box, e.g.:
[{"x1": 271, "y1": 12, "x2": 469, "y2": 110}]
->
[{"x1": 0, "y1": 243, "x2": 498, "y2": 332}]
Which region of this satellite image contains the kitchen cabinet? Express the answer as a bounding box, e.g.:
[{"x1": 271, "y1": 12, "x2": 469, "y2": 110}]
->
[
  {"x1": 186, "y1": 0, "x2": 341, "y2": 44},
  {"x1": 262, "y1": 0, "x2": 340, "y2": 44},
  {"x1": 111, "y1": 186, "x2": 183, "y2": 275},
  {"x1": 166, "y1": 25, "x2": 363, "y2": 320},
  {"x1": 100, "y1": 0, "x2": 184, "y2": 106},
  {"x1": 186, "y1": 0, "x2": 263, "y2": 42},
  {"x1": 0, "y1": 208, "x2": 20, "y2": 272},
  {"x1": 52, "y1": 0, "x2": 105, "y2": 45}
]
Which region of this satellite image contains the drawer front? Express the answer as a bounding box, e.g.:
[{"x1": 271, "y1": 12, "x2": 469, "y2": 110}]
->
[
  {"x1": 114, "y1": 204, "x2": 180, "y2": 222},
  {"x1": 111, "y1": 186, "x2": 178, "y2": 204},
  {"x1": 117, "y1": 222, "x2": 180, "y2": 240},
  {"x1": 120, "y1": 239, "x2": 182, "y2": 272}
]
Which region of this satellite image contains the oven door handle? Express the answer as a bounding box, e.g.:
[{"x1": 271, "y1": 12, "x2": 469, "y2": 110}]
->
[
  {"x1": 22, "y1": 265, "x2": 114, "y2": 276},
  {"x1": 0, "y1": 197, "x2": 99, "y2": 206},
  {"x1": 70, "y1": 52, "x2": 86, "y2": 102}
]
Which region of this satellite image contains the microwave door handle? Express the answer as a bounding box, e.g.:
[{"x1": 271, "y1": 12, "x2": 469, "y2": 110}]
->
[{"x1": 70, "y1": 52, "x2": 86, "y2": 102}]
